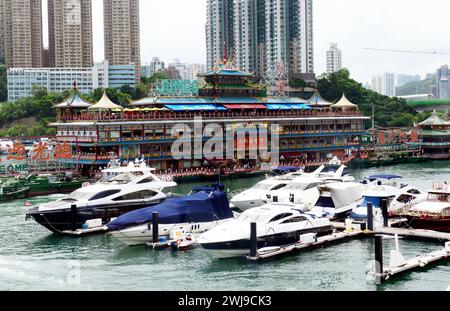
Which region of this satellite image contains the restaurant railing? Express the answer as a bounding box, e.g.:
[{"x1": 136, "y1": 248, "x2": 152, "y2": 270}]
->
[{"x1": 59, "y1": 110, "x2": 365, "y2": 123}]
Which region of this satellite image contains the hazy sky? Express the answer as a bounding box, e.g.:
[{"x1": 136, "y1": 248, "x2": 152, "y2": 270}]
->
[{"x1": 75, "y1": 0, "x2": 450, "y2": 83}]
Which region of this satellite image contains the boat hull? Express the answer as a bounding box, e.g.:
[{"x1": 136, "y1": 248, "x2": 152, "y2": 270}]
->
[
  {"x1": 26, "y1": 200, "x2": 164, "y2": 234},
  {"x1": 200, "y1": 226, "x2": 333, "y2": 259},
  {"x1": 403, "y1": 215, "x2": 450, "y2": 232},
  {"x1": 111, "y1": 220, "x2": 229, "y2": 246}
]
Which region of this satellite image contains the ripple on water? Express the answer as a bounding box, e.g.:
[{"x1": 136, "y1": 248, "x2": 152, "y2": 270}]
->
[{"x1": 1, "y1": 162, "x2": 450, "y2": 290}]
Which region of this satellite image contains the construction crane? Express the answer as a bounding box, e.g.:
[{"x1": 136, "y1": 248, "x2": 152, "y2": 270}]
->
[{"x1": 363, "y1": 48, "x2": 450, "y2": 55}]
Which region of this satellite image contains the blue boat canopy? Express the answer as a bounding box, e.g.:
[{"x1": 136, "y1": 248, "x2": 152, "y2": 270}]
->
[
  {"x1": 165, "y1": 104, "x2": 227, "y2": 111},
  {"x1": 273, "y1": 166, "x2": 300, "y2": 173},
  {"x1": 106, "y1": 186, "x2": 233, "y2": 231},
  {"x1": 368, "y1": 174, "x2": 403, "y2": 180}
]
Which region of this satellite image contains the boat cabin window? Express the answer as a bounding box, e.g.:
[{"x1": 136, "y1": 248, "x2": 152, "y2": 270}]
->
[
  {"x1": 112, "y1": 190, "x2": 158, "y2": 201},
  {"x1": 269, "y1": 213, "x2": 293, "y2": 223},
  {"x1": 396, "y1": 194, "x2": 414, "y2": 203},
  {"x1": 282, "y1": 216, "x2": 308, "y2": 224},
  {"x1": 270, "y1": 184, "x2": 288, "y2": 191},
  {"x1": 407, "y1": 189, "x2": 421, "y2": 195},
  {"x1": 89, "y1": 190, "x2": 122, "y2": 201},
  {"x1": 137, "y1": 176, "x2": 155, "y2": 184}
]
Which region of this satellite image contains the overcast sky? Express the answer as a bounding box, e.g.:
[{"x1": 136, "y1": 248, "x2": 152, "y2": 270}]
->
[{"x1": 85, "y1": 0, "x2": 450, "y2": 83}]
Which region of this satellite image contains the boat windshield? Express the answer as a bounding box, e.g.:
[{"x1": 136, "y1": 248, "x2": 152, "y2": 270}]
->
[
  {"x1": 283, "y1": 182, "x2": 318, "y2": 191},
  {"x1": 61, "y1": 190, "x2": 93, "y2": 202},
  {"x1": 104, "y1": 173, "x2": 135, "y2": 184},
  {"x1": 250, "y1": 183, "x2": 274, "y2": 191},
  {"x1": 238, "y1": 212, "x2": 273, "y2": 224}
]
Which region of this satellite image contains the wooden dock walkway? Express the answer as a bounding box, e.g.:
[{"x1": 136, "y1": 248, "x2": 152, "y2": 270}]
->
[
  {"x1": 371, "y1": 243, "x2": 450, "y2": 281},
  {"x1": 247, "y1": 229, "x2": 365, "y2": 261}
]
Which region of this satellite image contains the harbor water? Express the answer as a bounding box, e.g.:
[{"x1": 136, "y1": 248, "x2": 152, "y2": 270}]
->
[{"x1": 1, "y1": 161, "x2": 449, "y2": 291}]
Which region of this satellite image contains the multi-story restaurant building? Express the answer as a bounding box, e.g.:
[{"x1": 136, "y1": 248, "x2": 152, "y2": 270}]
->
[
  {"x1": 206, "y1": 0, "x2": 314, "y2": 79},
  {"x1": 7, "y1": 61, "x2": 135, "y2": 101},
  {"x1": 326, "y1": 43, "x2": 342, "y2": 74},
  {"x1": 51, "y1": 63, "x2": 368, "y2": 172},
  {"x1": 3, "y1": 0, "x2": 43, "y2": 69},
  {"x1": 418, "y1": 111, "x2": 450, "y2": 159},
  {"x1": 104, "y1": 0, "x2": 141, "y2": 82},
  {"x1": 48, "y1": 0, "x2": 93, "y2": 68}
]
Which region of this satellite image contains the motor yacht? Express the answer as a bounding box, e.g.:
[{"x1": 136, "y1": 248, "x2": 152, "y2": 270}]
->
[
  {"x1": 398, "y1": 183, "x2": 450, "y2": 232},
  {"x1": 198, "y1": 203, "x2": 333, "y2": 259},
  {"x1": 26, "y1": 165, "x2": 177, "y2": 233},
  {"x1": 308, "y1": 181, "x2": 366, "y2": 220}
]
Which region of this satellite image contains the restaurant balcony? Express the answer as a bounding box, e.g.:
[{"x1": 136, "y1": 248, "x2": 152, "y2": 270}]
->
[{"x1": 57, "y1": 109, "x2": 366, "y2": 123}]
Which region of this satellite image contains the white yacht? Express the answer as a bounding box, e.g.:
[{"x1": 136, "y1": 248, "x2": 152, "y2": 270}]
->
[
  {"x1": 229, "y1": 165, "x2": 325, "y2": 211},
  {"x1": 264, "y1": 162, "x2": 355, "y2": 209},
  {"x1": 198, "y1": 203, "x2": 333, "y2": 259},
  {"x1": 26, "y1": 163, "x2": 177, "y2": 234},
  {"x1": 308, "y1": 181, "x2": 366, "y2": 220}
]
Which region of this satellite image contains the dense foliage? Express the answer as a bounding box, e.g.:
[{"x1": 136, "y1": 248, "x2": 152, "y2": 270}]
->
[
  {"x1": 0, "y1": 71, "x2": 169, "y2": 137},
  {"x1": 317, "y1": 69, "x2": 418, "y2": 127},
  {"x1": 396, "y1": 75, "x2": 435, "y2": 97}
]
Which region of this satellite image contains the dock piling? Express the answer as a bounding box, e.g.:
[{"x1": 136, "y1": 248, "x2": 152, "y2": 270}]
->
[
  {"x1": 375, "y1": 235, "x2": 384, "y2": 283},
  {"x1": 381, "y1": 199, "x2": 389, "y2": 227},
  {"x1": 152, "y1": 212, "x2": 159, "y2": 244},
  {"x1": 250, "y1": 222, "x2": 257, "y2": 258},
  {"x1": 70, "y1": 204, "x2": 77, "y2": 232},
  {"x1": 367, "y1": 203, "x2": 374, "y2": 231}
]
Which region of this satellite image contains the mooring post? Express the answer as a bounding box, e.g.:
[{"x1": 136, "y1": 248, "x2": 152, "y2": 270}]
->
[
  {"x1": 250, "y1": 222, "x2": 257, "y2": 258},
  {"x1": 367, "y1": 203, "x2": 374, "y2": 231},
  {"x1": 375, "y1": 235, "x2": 384, "y2": 283},
  {"x1": 381, "y1": 198, "x2": 389, "y2": 227},
  {"x1": 70, "y1": 204, "x2": 77, "y2": 232},
  {"x1": 152, "y1": 212, "x2": 159, "y2": 244}
]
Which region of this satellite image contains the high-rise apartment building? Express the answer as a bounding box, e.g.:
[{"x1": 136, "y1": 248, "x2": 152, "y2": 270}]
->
[
  {"x1": 3, "y1": 0, "x2": 43, "y2": 69},
  {"x1": 371, "y1": 72, "x2": 396, "y2": 97},
  {"x1": 436, "y1": 65, "x2": 450, "y2": 99},
  {"x1": 206, "y1": 0, "x2": 235, "y2": 72},
  {"x1": 0, "y1": 0, "x2": 5, "y2": 63},
  {"x1": 104, "y1": 0, "x2": 141, "y2": 82},
  {"x1": 48, "y1": 0, "x2": 93, "y2": 67},
  {"x1": 206, "y1": 0, "x2": 314, "y2": 79},
  {"x1": 326, "y1": 43, "x2": 342, "y2": 74}
]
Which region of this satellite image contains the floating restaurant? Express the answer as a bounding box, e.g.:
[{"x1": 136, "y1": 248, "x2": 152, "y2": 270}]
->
[
  {"x1": 417, "y1": 111, "x2": 450, "y2": 159},
  {"x1": 52, "y1": 62, "x2": 370, "y2": 173}
]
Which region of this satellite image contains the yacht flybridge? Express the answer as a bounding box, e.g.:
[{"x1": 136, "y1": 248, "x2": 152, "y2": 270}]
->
[{"x1": 26, "y1": 161, "x2": 177, "y2": 234}]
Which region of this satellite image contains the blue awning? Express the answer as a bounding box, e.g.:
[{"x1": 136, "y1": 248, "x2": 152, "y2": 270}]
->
[
  {"x1": 165, "y1": 104, "x2": 227, "y2": 111},
  {"x1": 266, "y1": 104, "x2": 312, "y2": 110}
]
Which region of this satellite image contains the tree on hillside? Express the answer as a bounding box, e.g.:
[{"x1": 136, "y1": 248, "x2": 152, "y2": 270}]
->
[{"x1": 317, "y1": 69, "x2": 417, "y2": 127}]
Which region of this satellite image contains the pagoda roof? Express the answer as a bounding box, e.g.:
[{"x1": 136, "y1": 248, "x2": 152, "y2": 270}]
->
[
  {"x1": 54, "y1": 92, "x2": 92, "y2": 108},
  {"x1": 307, "y1": 92, "x2": 333, "y2": 107},
  {"x1": 200, "y1": 68, "x2": 253, "y2": 77},
  {"x1": 332, "y1": 94, "x2": 358, "y2": 108},
  {"x1": 418, "y1": 111, "x2": 450, "y2": 126},
  {"x1": 88, "y1": 92, "x2": 123, "y2": 110}
]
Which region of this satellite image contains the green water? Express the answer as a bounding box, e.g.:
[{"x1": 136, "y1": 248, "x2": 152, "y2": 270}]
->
[{"x1": 1, "y1": 161, "x2": 450, "y2": 291}]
